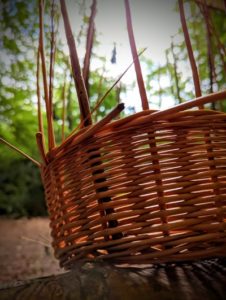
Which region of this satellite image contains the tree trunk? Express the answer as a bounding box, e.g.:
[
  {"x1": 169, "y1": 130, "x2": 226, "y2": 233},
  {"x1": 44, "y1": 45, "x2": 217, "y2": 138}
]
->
[{"x1": 0, "y1": 259, "x2": 225, "y2": 300}]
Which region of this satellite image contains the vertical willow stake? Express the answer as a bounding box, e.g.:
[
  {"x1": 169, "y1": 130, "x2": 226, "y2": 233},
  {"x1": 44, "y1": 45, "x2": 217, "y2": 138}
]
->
[
  {"x1": 83, "y1": 0, "x2": 97, "y2": 95},
  {"x1": 39, "y1": 0, "x2": 55, "y2": 150},
  {"x1": 124, "y1": 0, "x2": 149, "y2": 110},
  {"x1": 36, "y1": 49, "x2": 44, "y2": 135},
  {"x1": 178, "y1": 0, "x2": 203, "y2": 105},
  {"x1": 49, "y1": 0, "x2": 57, "y2": 117},
  {"x1": 60, "y1": 0, "x2": 92, "y2": 127}
]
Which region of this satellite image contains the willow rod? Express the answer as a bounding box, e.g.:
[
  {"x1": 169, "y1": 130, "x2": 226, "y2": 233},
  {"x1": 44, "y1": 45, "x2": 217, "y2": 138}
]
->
[
  {"x1": 83, "y1": 0, "x2": 97, "y2": 93},
  {"x1": 36, "y1": 48, "x2": 44, "y2": 135},
  {"x1": 60, "y1": 0, "x2": 92, "y2": 127},
  {"x1": 0, "y1": 138, "x2": 40, "y2": 167},
  {"x1": 138, "y1": 89, "x2": 226, "y2": 122},
  {"x1": 178, "y1": 0, "x2": 203, "y2": 106},
  {"x1": 38, "y1": 0, "x2": 55, "y2": 150},
  {"x1": 49, "y1": 0, "x2": 57, "y2": 116},
  {"x1": 111, "y1": 90, "x2": 226, "y2": 129},
  {"x1": 124, "y1": 0, "x2": 149, "y2": 110}
]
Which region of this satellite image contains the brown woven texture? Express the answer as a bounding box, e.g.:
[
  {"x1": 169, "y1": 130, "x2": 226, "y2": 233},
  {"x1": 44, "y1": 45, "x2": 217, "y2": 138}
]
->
[{"x1": 42, "y1": 108, "x2": 226, "y2": 268}]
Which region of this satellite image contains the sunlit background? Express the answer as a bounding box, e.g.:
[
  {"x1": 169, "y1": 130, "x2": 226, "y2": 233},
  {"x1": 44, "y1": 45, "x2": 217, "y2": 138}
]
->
[{"x1": 63, "y1": 0, "x2": 183, "y2": 111}]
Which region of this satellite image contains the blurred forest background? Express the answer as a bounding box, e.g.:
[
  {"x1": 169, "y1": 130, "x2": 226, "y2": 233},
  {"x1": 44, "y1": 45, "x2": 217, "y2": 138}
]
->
[{"x1": 0, "y1": 0, "x2": 226, "y2": 217}]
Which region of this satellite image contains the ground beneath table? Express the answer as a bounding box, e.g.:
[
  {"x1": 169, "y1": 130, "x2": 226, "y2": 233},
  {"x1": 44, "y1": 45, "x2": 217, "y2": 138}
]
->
[{"x1": 0, "y1": 217, "x2": 63, "y2": 282}]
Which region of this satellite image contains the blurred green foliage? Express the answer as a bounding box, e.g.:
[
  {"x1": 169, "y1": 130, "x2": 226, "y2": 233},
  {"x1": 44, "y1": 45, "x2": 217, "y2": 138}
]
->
[
  {"x1": 0, "y1": 159, "x2": 46, "y2": 217},
  {"x1": 0, "y1": 0, "x2": 124, "y2": 216}
]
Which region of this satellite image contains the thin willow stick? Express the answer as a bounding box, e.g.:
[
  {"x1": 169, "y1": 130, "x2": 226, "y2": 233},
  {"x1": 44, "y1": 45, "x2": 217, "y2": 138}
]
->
[
  {"x1": 60, "y1": 0, "x2": 92, "y2": 127},
  {"x1": 49, "y1": 0, "x2": 57, "y2": 116},
  {"x1": 178, "y1": 0, "x2": 203, "y2": 106},
  {"x1": 83, "y1": 0, "x2": 97, "y2": 94},
  {"x1": 0, "y1": 138, "x2": 41, "y2": 167},
  {"x1": 149, "y1": 89, "x2": 226, "y2": 120},
  {"x1": 124, "y1": 0, "x2": 149, "y2": 110},
  {"x1": 109, "y1": 89, "x2": 226, "y2": 130},
  {"x1": 39, "y1": 0, "x2": 55, "y2": 150},
  {"x1": 65, "y1": 48, "x2": 146, "y2": 140},
  {"x1": 36, "y1": 48, "x2": 44, "y2": 134}
]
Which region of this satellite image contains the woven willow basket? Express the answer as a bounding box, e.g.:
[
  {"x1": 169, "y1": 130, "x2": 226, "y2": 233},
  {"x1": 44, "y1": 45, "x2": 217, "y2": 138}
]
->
[{"x1": 42, "y1": 103, "x2": 226, "y2": 268}]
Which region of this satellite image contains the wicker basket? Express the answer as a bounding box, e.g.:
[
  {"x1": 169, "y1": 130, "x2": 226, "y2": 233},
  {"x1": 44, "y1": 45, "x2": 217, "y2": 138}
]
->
[
  {"x1": 42, "y1": 100, "x2": 226, "y2": 268},
  {"x1": 0, "y1": 0, "x2": 225, "y2": 270}
]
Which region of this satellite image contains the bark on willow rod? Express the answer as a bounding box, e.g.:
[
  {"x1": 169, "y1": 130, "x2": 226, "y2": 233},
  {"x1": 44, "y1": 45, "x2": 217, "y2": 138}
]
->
[
  {"x1": 60, "y1": 0, "x2": 92, "y2": 127},
  {"x1": 49, "y1": 0, "x2": 57, "y2": 117},
  {"x1": 36, "y1": 49, "x2": 44, "y2": 135},
  {"x1": 124, "y1": 0, "x2": 149, "y2": 110},
  {"x1": 38, "y1": 0, "x2": 55, "y2": 150}
]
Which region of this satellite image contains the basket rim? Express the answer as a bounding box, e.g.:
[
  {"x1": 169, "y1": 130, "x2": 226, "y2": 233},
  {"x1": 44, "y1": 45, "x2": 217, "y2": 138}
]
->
[{"x1": 45, "y1": 107, "x2": 226, "y2": 165}]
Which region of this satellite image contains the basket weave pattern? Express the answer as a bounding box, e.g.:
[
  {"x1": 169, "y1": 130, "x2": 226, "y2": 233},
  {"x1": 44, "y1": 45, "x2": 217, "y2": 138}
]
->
[{"x1": 42, "y1": 109, "x2": 226, "y2": 268}]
